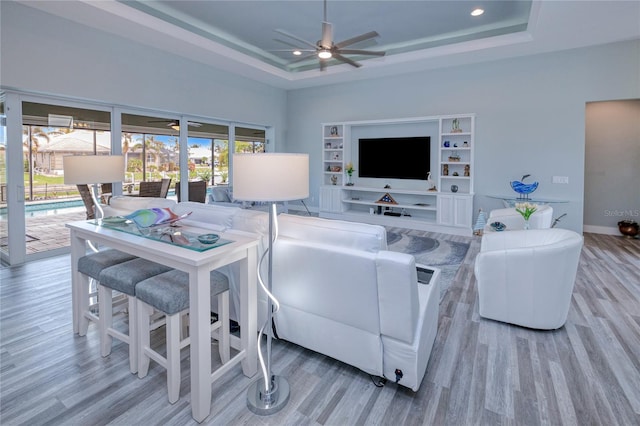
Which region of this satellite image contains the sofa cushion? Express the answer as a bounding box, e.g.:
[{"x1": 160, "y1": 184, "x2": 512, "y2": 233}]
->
[
  {"x1": 103, "y1": 195, "x2": 176, "y2": 217},
  {"x1": 278, "y1": 213, "x2": 387, "y2": 252},
  {"x1": 210, "y1": 187, "x2": 231, "y2": 203},
  {"x1": 173, "y1": 201, "x2": 238, "y2": 230}
]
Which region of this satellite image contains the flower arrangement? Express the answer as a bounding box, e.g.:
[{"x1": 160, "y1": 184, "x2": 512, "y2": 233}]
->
[
  {"x1": 345, "y1": 162, "x2": 355, "y2": 186},
  {"x1": 515, "y1": 202, "x2": 537, "y2": 220},
  {"x1": 345, "y1": 162, "x2": 355, "y2": 176}
]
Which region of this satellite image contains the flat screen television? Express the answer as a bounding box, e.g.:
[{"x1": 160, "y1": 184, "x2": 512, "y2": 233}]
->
[{"x1": 358, "y1": 136, "x2": 431, "y2": 180}]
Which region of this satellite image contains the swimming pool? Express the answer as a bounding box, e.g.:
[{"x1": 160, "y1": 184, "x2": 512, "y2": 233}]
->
[{"x1": 0, "y1": 199, "x2": 85, "y2": 219}]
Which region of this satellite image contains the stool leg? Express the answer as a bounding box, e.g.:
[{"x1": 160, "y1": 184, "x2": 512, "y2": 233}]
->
[
  {"x1": 218, "y1": 292, "x2": 230, "y2": 364},
  {"x1": 98, "y1": 285, "x2": 112, "y2": 357},
  {"x1": 137, "y1": 300, "x2": 152, "y2": 379},
  {"x1": 166, "y1": 313, "x2": 182, "y2": 404},
  {"x1": 127, "y1": 296, "x2": 138, "y2": 374},
  {"x1": 78, "y1": 275, "x2": 92, "y2": 336}
]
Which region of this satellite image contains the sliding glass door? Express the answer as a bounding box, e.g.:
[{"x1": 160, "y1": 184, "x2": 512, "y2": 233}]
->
[{"x1": 2, "y1": 91, "x2": 271, "y2": 265}]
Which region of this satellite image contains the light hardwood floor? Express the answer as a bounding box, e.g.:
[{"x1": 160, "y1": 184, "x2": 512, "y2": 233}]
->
[{"x1": 1, "y1": 231, "x2": 639, "y2": 425}]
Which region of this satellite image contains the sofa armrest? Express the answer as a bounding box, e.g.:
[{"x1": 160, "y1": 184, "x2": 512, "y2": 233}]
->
[{"x1": 376, "y1": 251, "x2": 419, "y2": 344}]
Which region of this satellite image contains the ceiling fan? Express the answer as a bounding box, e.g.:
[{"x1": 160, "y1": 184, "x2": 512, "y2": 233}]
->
[
  {"x1": 148, "y1": 119, "x2": 203, "y2": 130},
  {"x1": 274, "y1": 0, "x2": 385, "y2": 70}
]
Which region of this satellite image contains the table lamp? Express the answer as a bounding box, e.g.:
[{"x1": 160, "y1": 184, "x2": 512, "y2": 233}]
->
[
  {"x1": 63, "y1": 155, "x2": 125, "y2": 219},
  {"x1": 233, "y1": 153, "x2": 309, "y2": 416}
]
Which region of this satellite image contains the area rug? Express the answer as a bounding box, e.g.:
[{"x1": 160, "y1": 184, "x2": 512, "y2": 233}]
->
[{"x1": 386, "y1": 231, "x2": 469, "y2": 301}]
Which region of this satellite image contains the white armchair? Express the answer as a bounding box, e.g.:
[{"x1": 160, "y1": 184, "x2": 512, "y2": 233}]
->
[
  {"x1": 474, "y1": 228, "x2": 583, "y2": 330},
  {"x1": 487, "y1": 204, "x2": 553, "y2": 230}
]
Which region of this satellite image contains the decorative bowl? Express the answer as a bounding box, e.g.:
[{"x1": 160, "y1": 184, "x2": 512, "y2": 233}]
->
[
  {"x1": 617, "y1": 220, "x2": 639, "y2": 238},
  {"x1": 197, "y1": 233, "x2": 220, "y2": 245},
  {"x1": 510, "y1": 180, "x2": 539, "y2": 195},
  {"x1": 490, "y1": 221, "x2": 506, "y2": 232}
]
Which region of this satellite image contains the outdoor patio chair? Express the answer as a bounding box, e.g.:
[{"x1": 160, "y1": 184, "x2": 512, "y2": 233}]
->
[
  {"x1": 77, "y1": 184, "x2": 96, "y2": 220},
  {"x1": 159, "y1": 178, "x2": 172, "y2": 198},
  {"x1": 138, "y1": 181, "x2": 164, "y2": 198},
  {"x1": 175, "y1": 181, "x2": 207, "y2": 203}
]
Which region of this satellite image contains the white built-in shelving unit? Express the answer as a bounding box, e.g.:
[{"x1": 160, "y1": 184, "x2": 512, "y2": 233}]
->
[{"x1": 320, "y1": 114, "x2": 475, "y2": 235}]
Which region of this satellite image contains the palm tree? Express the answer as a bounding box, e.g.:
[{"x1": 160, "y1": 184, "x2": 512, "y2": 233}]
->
[{"x1": 22, "y1": 126, "x2": 63, "y2": 200}]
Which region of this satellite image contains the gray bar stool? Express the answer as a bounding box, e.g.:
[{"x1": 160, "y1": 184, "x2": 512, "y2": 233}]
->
[
  {"x1": 135, "y1": 269, "x2": 231, "y2": 404},
  {"x1": 97, "y1": 258, "x2": 173, "y2": 374},
  {"x1": 77, "y1": 249, "x2": 137, "y2": 336}
]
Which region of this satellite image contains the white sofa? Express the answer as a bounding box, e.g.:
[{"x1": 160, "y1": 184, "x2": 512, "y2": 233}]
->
[
  {"x1": 474, "y1": 228, "x2": 583, "y2": 330},
  {"x1": 100, "y1": 198, "x2": 440, "y2": 391},
  {"x1": 272, "y1": 214, "x2": 440, "y2": 391},
  {"x1": 487, "y1": 204, "x2": 553, "y2": 231}
]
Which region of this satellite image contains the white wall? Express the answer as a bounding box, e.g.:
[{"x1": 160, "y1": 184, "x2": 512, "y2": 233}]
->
[
  {"x1": 584, "y1": 100, "x2": 640, "y2": 234},
  {"x1": 0, "y1": 1, "x2": 287, "y2": 148},
  {"x1": 286, "y1": 40, "x2": 640, "y2": 232}
]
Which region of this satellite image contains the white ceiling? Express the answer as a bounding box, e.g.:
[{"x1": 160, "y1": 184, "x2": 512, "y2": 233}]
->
[{"x1": 20, "y1": 0, "x2": 640, "y2": 90}]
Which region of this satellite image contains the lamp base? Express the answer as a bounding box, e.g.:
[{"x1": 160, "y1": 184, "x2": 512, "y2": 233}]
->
[{"x1": 246, "y1": 375, "x2": 290, "y2": 416}]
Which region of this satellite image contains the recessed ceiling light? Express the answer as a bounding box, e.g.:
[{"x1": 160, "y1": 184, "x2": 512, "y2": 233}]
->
[
  {"x1": 318, "y1": 50, "x2": 332, "y2": 59},
  {"x1": 293, "y1": 50, "x2": 302, "y2": 56},
  {"x1": 471, "y1": 8, "x2": 484, "y2": 17}
]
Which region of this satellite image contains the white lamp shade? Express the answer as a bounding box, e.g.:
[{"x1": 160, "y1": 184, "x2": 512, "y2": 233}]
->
[
  {"x1": 63, "y1": 155, "x2": 125, "y2": 184},
  {"x1": 233, "y1": 153, "x2": 309, "y2": 202}
]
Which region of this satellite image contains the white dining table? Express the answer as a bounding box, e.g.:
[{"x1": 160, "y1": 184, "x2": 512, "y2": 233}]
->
[{"x1": 66, "y1": 220, "x2": 259, "y2": 422}]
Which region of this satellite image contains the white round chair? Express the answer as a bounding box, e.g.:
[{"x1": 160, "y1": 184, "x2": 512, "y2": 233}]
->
[{"x1": 474, "y1": 228, "x2": 583, "y2": 330}]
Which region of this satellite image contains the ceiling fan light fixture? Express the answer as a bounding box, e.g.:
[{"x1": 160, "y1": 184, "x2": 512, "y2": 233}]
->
[
  {"x1": 318, "y1": 49, "x2": 332, "y2": 59},
  {"x1": 292, "y1": 50, "x2": 302, "y2": 56},
  {"x1": 171, "y1": 124, "x2": 180, "y2": 131},
  {"x1": 471, "y1": 8, "x2": 484, "y2": 17}
]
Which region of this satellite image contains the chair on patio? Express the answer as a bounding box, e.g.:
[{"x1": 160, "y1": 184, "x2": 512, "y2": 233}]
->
[
  {"x1": 159, "y1": 178, "x2": 172, "y2": 198},
  {"x1": 138, "y1": 181, "x2": 164, "y2": 198},
  {"x1": 77, "y1": 184, "x2": 96, "y2": 220},
  {"x1": 175, "y1": 181, "x2": 207, "y2": 203}
]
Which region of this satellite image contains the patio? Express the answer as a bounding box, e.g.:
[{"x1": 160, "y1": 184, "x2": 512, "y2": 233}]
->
[{"x1": 1, "y1": 209, "x2": 86, "y2": 257}]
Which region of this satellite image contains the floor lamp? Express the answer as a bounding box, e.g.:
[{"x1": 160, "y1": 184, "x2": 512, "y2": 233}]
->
[
  {"x1": 63, "y1": 155, "x2": 125, "y2": 250},
  {"x1": 233, "y1": 153, "x2": 309, "y2": 416}
]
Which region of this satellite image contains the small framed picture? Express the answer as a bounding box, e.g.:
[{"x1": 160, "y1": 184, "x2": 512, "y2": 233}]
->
[
  {"x1": 325, "y1": 142, "x2": 332, "y2": 149},
  {"x1": 330, "y1": 126, "x2": 339, "y2": 136}
]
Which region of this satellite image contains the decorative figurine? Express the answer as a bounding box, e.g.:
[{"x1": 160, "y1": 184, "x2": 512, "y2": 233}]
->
[
  {"x1": 451, "y1": 118, "x2": 462, "y2": 133},
  {"x1": 464, "y1": 165, "x2": 470, "y2": 176},
  {"x1": 510, "y1": 174, "x2": 539, "y2": 200},
  {"x1": 473, "y1": 209, "x2": 487, "y2": 236},
  {"x1": 463, "y1": 141, "x2": 469, "y2": 147},
  {"x1": 426, "y1": 172, "x2": 437, "y2": 191},
  {"x1": 443, "y1": 164, "x2": 449, "y2": 176},
  {"x1": 330, "y1": 175, "x2": 338, "y2": 185}
]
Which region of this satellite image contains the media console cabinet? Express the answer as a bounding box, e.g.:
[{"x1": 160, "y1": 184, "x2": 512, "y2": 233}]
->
[{"x1": 319, "y1": 114, "x2": 475, "y2": 236}]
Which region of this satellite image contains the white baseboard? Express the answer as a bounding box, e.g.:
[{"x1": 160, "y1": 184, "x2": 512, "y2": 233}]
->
[{"x1": 583, "y1": 225, "x2": 620, "y2": 235}]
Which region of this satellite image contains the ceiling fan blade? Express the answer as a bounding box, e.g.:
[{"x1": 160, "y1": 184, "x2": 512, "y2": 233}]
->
[
  {"x1": 274, "y1": 29, "x2": 318, "y2": 50},
  {"x1": 335, "y1": 31, "x2": 379, "y2": 49},
  {"x1": 338, "y1": 49, "x2": 386, "y2": 57},
  {"x1": 321, "y1": 21, "x2": 332, "y2": 49},
  {"x1": 333, "y1": 53, "x2": 362, "y2": 68},
  {"x1": 187, "y1": 122, "x2": 202, "y2": 127},
  {"x1": 274, "y1": 38, "x2": 303, "y2": 48}
]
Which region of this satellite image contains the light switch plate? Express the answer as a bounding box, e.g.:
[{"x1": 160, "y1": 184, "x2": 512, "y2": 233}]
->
[{"x1": 552, "y1": 176, "x2": 569, "y2": 184}]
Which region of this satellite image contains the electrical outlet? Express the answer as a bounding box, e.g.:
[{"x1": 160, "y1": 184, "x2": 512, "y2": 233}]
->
[{"x1": 552, "y1": 176, "x2": 569, "y2": 184}]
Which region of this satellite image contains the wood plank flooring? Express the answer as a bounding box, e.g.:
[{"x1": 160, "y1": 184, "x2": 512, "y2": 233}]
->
[{"x1": 1, "y1": 231, "x2": 639, "y2": 425}]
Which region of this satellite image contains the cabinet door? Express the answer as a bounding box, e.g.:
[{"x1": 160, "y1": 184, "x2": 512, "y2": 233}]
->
[
  {"x1": 437, "y1": 194, "x2": 454, "y2": 226},
  {"x1": 319, "y1": 186, "x2": 344, "y2": 213},
  {"x1": 453, "y1": 195, "x2": 472, "y2": 227}
]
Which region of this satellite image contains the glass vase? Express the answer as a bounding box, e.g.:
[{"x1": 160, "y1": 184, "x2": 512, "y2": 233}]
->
[
  {"x1": 346, "y1": 173, "x2": 353, "y2": 186},
  {"x1": 524, "y1": 218, "x2": 530, "y2": 230}
]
